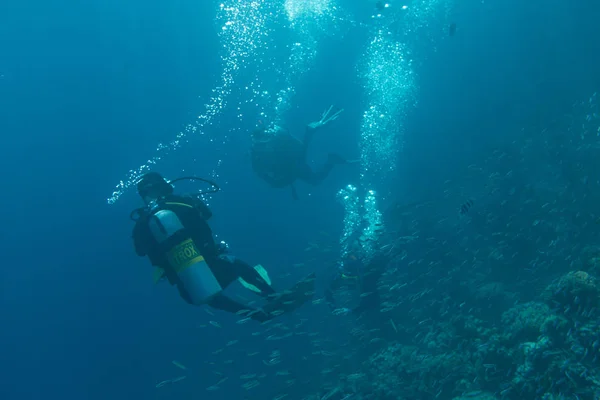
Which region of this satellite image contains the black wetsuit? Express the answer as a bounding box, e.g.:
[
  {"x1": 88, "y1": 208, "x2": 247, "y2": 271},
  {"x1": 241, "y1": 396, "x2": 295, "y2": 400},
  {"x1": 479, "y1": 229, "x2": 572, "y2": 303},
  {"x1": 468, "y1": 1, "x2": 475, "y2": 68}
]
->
[
  {"x1": 132, "y1": 194, "x2": 275, "y2": 321},
  {"x1": 325, "y1": 254, "x2": 387, "y2": 315},
  {"x1": 251, "y1": 126, "x2": 339, "y2": 193}
]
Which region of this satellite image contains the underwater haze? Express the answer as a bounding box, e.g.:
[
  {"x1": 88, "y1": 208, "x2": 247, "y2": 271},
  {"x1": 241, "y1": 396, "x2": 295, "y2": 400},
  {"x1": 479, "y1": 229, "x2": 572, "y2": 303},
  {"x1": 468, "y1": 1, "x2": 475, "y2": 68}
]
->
[{"x1": 1, "y1": 0, "x2": 600, "y2": 400}]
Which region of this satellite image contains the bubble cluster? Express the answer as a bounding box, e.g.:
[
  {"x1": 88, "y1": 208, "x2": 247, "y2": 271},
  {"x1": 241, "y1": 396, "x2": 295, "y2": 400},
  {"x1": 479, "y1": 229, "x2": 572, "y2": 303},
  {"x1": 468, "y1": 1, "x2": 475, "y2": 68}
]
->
[
  {"x1": 360, "y1": 189, "x2": 383, "y2": 261},
  {"x1": 337, "y1": 185, "x2": 383, "y2": 263},
  {"x1": 338, "y1": 0, "x2": 452, "y2": 260},
  {"x1": 107, "y1": 0, "x2": 348, "y2": 204},
  {"x1": 358, "y1": 30, "x2": 416, "y2": 183},
  {"x1": 356, "y1": 0, "x2": 452, "y2": 186},
  {"x1": 270, "y1": 0, "x2": 342, "y2": 123},
  {"x1": 402, "y1": 0, "x2": 454, "y2": 39},
  {"x1": 284, "y1": 0, "x2": 334, "y2": 22},
  {"x1": 337, "y1": 184, "x2": 362, "y2": 260},
  {"x1": 107, "y1": 0, "x2": 278, "y2": 204}
]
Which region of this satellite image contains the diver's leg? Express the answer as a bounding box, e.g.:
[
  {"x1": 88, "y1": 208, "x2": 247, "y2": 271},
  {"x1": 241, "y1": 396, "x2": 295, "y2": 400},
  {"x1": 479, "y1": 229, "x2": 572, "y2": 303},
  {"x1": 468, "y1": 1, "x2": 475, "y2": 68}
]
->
[
  {"x1": 208, "y1": 293, "x2": 251, "y2": 314},
  {"x1": 325, "y1": 288, "x2": 335, "y2": 310},
  {"x1": 232, "y1": 258, "x2": 276, "y2": 297},
  {"x1": 207, "y1": 256, "x2": 238, "y2": 289},
  {"x1": 302, "y1": 127, "x2": 317, "y2": 156},
  {"x1": 352, "y1": 257, "x2": 386, "y2": 314},
  {"x1": 208, "y1": 293, "x2": 270, "y2": 322},
  {"x1": 325, "y1": 277, "x2": 337, "y2": 310},
  {"x1": 215, "y1": 255, "x2": 276, "y2": 297},
  {"x1": 296, "y1": 162, "x2": 335, "y2": 186},
  {"x1": 325, "y1": 274, "x2": 344, "y2": 310},
  {"x1": 353, "y1": 291, "x2": 381, "y2": 315},
  {"x1": 216, "y1": 255, "x2": 276, "y2": 297}
]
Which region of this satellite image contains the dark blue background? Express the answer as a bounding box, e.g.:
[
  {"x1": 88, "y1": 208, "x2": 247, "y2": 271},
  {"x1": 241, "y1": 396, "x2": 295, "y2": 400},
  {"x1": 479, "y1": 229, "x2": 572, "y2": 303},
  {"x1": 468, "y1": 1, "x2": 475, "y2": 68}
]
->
[{"x1": 1, "y1": 0, "x2": 598, "y2": 399}]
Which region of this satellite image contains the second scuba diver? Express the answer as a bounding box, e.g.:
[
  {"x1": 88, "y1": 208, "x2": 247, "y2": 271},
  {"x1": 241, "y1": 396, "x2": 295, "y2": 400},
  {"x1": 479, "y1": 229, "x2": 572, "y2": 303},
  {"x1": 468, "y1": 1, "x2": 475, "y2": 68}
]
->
[
  {"x1": 325, "y1": 245, "x2": 388, "y2": 316},
  {"x1": 250, "y1": 105, "x2": 354, "y2": 199},
  {"x1": 131, "y1": 172, "x2": 315, "y2": 322}
]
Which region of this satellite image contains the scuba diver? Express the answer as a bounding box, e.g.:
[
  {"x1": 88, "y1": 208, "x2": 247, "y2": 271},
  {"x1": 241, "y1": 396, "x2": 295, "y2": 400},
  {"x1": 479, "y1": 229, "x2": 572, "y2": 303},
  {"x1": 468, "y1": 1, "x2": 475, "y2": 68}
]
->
[
  {"x1": 130, "y1": 172, "x2": 315, "y2": 323},
  {"x1": 325, "y1": 248, "x2": 388, "y2": 316},
  {"x1": 250, "y1": 105, "x2": 354, "y2": 199}
]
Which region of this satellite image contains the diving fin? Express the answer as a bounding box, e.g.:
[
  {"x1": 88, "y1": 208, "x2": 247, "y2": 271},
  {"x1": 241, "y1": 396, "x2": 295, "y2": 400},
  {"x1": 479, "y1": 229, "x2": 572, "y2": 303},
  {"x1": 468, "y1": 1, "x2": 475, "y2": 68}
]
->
[
  {"x1": 255, "y1": 264, "x2": 271, "y2": 285},
  {"x1": 239, "y1": 264, "x2": 272, "y2": 293},
  {"x1": 262, "y1": 272, "x2": 316, "y2": 317},
  {"x1": 153, "y1": 267, "x2": 165, "y2": 284}
]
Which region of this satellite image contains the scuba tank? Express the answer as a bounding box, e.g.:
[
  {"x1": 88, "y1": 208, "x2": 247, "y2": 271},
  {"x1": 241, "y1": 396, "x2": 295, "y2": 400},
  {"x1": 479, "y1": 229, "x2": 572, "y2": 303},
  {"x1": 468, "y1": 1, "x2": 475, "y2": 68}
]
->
[{"x1": 147, "y1": 208, "x2": 222, "y2": 305}]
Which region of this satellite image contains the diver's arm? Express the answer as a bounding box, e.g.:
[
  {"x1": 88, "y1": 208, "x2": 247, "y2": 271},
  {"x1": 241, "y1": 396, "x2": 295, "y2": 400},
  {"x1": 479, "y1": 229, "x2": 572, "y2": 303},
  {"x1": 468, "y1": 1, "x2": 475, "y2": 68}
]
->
[
  {"x1": 133, "y1": 224, "x2": 167, "y2": 267},
  {"x1": 132, "y1": 223, "x2": 148, "y2": 257}
]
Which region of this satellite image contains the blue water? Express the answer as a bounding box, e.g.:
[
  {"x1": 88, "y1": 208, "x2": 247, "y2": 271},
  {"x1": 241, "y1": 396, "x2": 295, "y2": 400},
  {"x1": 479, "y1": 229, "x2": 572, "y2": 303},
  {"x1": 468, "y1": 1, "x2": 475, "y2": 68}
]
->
[{"x1": 1, "y1": 0, "x2": 599, "y2": 399}]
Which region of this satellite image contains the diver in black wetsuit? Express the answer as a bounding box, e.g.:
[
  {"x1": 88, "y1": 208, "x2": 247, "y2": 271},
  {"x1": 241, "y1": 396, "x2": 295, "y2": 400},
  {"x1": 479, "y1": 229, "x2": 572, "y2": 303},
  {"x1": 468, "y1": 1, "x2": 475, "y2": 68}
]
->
[
  {"x1": 325, "y1": 250, "x2": 388, "y2": 316},
  {"x1": 131, "y1": 172, "x2": 313, "y2": 322},
  {"x1": 251, "y1": 106, "x2": 352, "y2": 199}
]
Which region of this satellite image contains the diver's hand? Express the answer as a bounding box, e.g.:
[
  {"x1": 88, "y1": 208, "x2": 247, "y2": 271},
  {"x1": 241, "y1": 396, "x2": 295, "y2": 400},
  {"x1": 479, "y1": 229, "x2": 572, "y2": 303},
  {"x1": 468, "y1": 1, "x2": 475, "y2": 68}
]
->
[
  {"x1": 308, "y1": 105, "x2": 344, "y2": 129},
  {"x1": 216, "y1": 241, "x2": 230, "y2": 255}
]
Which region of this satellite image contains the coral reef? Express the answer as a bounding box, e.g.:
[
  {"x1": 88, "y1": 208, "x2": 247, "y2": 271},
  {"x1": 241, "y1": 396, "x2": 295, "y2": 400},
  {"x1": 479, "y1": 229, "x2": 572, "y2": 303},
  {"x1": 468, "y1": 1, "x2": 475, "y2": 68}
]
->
[{"x1": 319, "y1": 271, "x2": 600, "y2": 400}]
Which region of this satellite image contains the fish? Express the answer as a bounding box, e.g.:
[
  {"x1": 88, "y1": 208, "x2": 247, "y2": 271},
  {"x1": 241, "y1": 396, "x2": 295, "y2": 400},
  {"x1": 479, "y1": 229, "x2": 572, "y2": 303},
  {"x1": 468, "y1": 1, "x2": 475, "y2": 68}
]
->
[
  {"x1": 460, "y1": 199, "x2": 474, "y2": 215},
  {"x1": 242, "y1": 380, "x2": 260, "y2": 390},
  {"x1": 155, "y1": 376, "x2": 186, "y2": 388},
  {"x1": 172, "y1": 360, "x2": 187, "y2": 370}
]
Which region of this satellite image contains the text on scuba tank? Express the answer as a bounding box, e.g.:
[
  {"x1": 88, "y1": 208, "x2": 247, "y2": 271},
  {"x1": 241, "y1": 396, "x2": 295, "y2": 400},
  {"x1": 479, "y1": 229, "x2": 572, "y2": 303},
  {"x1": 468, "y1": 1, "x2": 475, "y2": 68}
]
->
[{"x1": 167, "y1": 239, "x2": 204, "y2": 272}]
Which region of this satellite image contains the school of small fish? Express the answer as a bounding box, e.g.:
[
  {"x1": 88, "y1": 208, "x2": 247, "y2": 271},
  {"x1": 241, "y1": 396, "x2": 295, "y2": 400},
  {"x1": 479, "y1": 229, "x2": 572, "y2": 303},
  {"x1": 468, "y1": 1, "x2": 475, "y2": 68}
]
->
[{"x1": 150, "y1": 92, "x2": 600, "y2": 399}]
